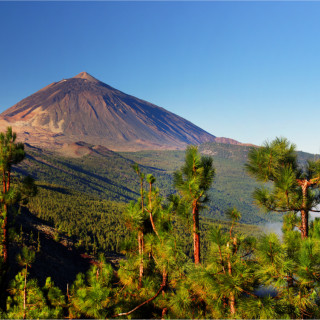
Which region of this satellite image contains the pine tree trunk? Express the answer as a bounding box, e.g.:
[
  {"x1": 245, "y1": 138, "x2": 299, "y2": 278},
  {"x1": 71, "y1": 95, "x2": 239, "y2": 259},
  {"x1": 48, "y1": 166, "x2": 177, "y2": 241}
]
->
[
  {"x1": 148, "y1": 182, "x2": 159, "y2": 238},
  {"x1": 228, "y1": 260, "x2": 236, "y2": 315},
  {"x1": 229, "y1": 292, "x2": 236, "y2": 315},
  {"x1": 2, "y1": 213, "x2": 8, "y2": 264},
  {"x1": 2, "y1": 169, "x2": 7, "y2": 263},
  {"x1": 3, "y1": 170, "x2": 6, "y2": 195},
  {"x1": 2, "y1": 208, "x2": 7, "y2": 263},
  {"x1": 0, "y1": 204, "x2": 8, "y2": 311},
  {"x1": 300, "y1": 181, "x2": 309, "y2": 239},
  {"x1": 301, "y1": 210, "x2": 308, "y2": 239},
  {"x1": 7, "y1": 170, "x2": 10, "y2": 192},
  {"x1": 161, "y1": 307, "x2": 168, "y2": 320},
  {"x1": 138, "y1": 174, "x2": 144, "y2": 288},
  {"x1": 193, "y1": 202, "x2": 200, "y2": 265},
  {"x1": 67, "y1": 283, "x2": 70, "y2": 302},
  {"x1": 23, "y1": 264, "x2": 27, "y2": 319},
  {"x1": 138, "y1": 231, "x2": 144, "y2": 288}
]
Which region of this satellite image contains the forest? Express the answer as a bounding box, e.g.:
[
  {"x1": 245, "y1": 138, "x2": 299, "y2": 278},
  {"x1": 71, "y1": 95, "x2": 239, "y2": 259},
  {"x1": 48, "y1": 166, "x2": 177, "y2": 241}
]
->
[
  {"x1": 1, "y1": 127, "x2": 320, "y2": 319},
  {"x1": 18, "y1": 141, "x2": 286, "y2": 225}
]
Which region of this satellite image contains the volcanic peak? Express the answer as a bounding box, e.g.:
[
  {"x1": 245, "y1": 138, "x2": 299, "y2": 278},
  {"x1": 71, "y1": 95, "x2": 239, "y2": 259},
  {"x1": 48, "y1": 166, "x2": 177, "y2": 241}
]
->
[
  {"x1": 72, "y1": 71, "x2": 100, "y2": 83},
  {"x1": 0, "y1": 72, "x2": 243, "y2": 151}
]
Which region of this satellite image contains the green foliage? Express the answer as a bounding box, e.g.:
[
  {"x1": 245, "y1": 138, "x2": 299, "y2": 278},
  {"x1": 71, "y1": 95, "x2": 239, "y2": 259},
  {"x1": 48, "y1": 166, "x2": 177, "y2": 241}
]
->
[
  {"x1": 16, "y1": 246, "x2": 35, "y2": 268},
  {"x1": 245, "y1": 137, "x2": 297, "y2": 182},
  {"x1": 24, "y1": 180, "x2": 261, "y2": 263},
  {"x1": 122, "y1": 144, "x2": 282, "y2": 224},
  {"x1": 173, "y1": 146, "x2": 215, "y2": 264},
  {"x1": 173, "y1": 145, "x2": 215, "y2": 206},
  {"x1": 246, "y1": 137, "x2": 320, "y2": 238},
  {"x1": 26, "y1": 183, "x2": 128, "y2": 253},
  {"x1": 0, "y1": 126, "x2": 25, "y2": 172},
  {"x1": 6, "y1": 272, "x2": 65, "y2": 319},
  {"x1": 5, "y1": 246, "x2": 64, "y2": 319},
  {"x1": 15, "y1": 143, "x2": 280, "y2": 225},
  {"x1": 310, "y1": 218, "x2": 320, "y2": 239},
  {"x1": 68, "y1": 257, "x2": 115, "y2": 318},
  {"x1": 3, "y1": 136, "x2": 320, "y2": 319},
  {"x1": 113, "y1": 170, "x2": 188, "y2": 318},
  {"x1": 256, "y1": 231, "x2": 320, "y2": 319}
]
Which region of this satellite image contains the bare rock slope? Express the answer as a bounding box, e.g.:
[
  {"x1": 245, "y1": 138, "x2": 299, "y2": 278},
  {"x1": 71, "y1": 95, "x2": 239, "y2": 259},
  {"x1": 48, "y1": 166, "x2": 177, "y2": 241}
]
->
[{"x1": 0, "y1": 72, "x2": 237, "y2": 151}]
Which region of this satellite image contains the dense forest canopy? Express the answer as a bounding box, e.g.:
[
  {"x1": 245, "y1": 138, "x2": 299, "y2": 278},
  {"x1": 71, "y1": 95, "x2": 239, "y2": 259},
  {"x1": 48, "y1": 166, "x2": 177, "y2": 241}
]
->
[{"x1": 1, "y1": 127, "x2": 320, "y2": 319}]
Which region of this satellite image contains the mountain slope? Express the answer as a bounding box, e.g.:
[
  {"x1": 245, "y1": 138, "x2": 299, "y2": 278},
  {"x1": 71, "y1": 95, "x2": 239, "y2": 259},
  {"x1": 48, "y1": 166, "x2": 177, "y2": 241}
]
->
[{"x1": 0, "y1": 72, "x2": 223, "y2": 151}]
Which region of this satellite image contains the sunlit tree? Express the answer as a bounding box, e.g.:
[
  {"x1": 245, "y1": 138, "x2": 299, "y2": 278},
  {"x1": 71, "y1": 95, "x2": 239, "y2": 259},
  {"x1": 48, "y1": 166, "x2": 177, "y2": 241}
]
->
[
  {"x1": 115, "y1": 172, "x2": 187, "y2": 318},
  {"x1": 174, "y1": 145, "x2": 215, "y2": 264},
  {"x1": 245, "y1": 137, "x2": 320, "y2": 238},
  {"x1": 255, "y1": 230, "x2": 320, "y2": 319},
  {"x1": 68, "y1": 256, "x2": 114, "y2": 318}
]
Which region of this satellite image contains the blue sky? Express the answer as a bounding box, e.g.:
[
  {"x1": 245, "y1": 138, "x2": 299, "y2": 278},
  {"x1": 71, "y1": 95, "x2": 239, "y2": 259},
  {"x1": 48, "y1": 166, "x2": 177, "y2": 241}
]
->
[{"x1": 1, "y1": 1, "x2": 320, "y2": 154}]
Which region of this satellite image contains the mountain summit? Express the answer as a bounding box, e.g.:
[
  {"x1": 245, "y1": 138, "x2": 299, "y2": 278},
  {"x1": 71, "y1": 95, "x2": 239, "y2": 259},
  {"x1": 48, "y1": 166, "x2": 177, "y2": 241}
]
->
[
  {"x1": 0, "y1": 73, "x2": 237, "y2": 151},
  {"x1": 72, "y1": 71, "x2": 101, "y2": 83}
]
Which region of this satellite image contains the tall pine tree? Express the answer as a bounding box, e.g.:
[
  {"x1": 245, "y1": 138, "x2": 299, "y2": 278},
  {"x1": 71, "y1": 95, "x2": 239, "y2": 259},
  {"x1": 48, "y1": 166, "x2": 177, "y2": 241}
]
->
[{"x1": 173, "y1": 145, "x2": 215, "y2": 264}]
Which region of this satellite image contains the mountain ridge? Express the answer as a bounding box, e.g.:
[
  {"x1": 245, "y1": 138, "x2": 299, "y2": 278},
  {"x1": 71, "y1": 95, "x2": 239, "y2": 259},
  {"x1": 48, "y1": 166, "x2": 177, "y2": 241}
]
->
[{"x1": 0, "y1": 72, "x2": 243, "y2": 152}]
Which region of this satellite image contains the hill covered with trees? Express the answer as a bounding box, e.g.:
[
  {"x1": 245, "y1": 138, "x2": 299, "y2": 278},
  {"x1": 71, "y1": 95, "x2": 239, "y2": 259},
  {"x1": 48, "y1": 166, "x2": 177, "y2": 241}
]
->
[{"x1": 14, "y1": 140, "x2": 306, "y2": 225}]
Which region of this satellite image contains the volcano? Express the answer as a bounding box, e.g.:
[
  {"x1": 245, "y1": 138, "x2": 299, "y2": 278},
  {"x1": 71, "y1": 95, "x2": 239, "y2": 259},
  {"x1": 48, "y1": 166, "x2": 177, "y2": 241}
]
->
[{"x1": 0, "y1": 72, "x2": 238, "y2": 151}]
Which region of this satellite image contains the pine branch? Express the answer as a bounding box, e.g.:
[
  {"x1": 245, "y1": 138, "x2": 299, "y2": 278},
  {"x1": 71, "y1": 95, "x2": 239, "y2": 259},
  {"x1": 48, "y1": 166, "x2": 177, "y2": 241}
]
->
[
  {"x1": 145, "y1": 208, "x2": 160, "y2": 240},
  {"x1": 241, "y1": 250, "x2": 254, "y2": 259},
  {"x1": 113, "y1": 271, "x2": 167, "y2": 317},
  {"x1": 239, "y1": 288, "x2": 258, "y2": 298}
]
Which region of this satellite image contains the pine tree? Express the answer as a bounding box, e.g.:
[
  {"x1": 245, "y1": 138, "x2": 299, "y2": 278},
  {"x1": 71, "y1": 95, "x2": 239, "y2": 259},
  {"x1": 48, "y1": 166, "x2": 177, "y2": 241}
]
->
[
  {"x1": 68, "y1": 256, "x2": 115, "y2": 318},
  {"x1": 115, "y1": 172, "x2": 187, "y2": 318},
  {"x1": 173, "y1": 145, "x2": 215, "y2": 264},
  {"x1": 42, "y1": 277, "x2": 65, "y2": 317},
  {"x1": 256, "y1": 230, "x2": 320, "y2": 319},
  {"x1": 167, "y1": 208, "x2": 261, "y2": 319},
  {"x1": 131, "y1": 163, "x2": 148, "y2": 288},
  {"x1": 0, "y1": 127, "x2": 25, "y2": 264},
  {"x1": 245, "y1": 137, "x2": 320, "y2": 239},
  {"x1": 201, "y1": 209, "x2": 258, "y2": 318},
  {"x1": 17, "y1": 246, "x2": 35, "y2": 319},
  {"x1": 5, "y1": 246, "x2": 64, "y2": 319}
]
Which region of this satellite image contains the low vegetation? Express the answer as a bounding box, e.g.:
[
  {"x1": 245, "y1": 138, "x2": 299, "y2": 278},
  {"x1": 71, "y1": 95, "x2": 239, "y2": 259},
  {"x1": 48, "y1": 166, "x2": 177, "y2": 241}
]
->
[{"x1": 1, "y1": 128, "x2": 320, "y2": 319}]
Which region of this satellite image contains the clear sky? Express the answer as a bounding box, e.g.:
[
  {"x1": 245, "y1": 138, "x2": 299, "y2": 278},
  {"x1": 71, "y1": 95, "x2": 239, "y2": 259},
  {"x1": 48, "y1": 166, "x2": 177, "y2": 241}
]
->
[{"x1": 1, "y1": 1, "x2": 320, "y2": 154}]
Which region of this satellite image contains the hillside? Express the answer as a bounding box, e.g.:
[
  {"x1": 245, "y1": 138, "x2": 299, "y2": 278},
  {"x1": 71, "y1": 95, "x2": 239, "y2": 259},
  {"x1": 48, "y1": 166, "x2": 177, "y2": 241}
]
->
[
  {"x1": 15, "y1": 144, "x2": 173, "y2": 202},
  {"x1": 13, "y1": 142, "x2": 282, "y2": 225},
  {"x1": 13, "y1": 140, "x2": 317, "y2": 229}
]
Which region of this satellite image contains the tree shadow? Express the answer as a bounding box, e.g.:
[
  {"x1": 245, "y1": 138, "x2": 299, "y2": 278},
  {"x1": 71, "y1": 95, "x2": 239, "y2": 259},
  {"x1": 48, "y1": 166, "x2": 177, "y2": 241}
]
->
[
  {"x1": 10, "y1": 207, "x2": 91, "y2": 292},
  {"x1": 37, "y1": 183, "x2": 70, "y2": 195}
]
